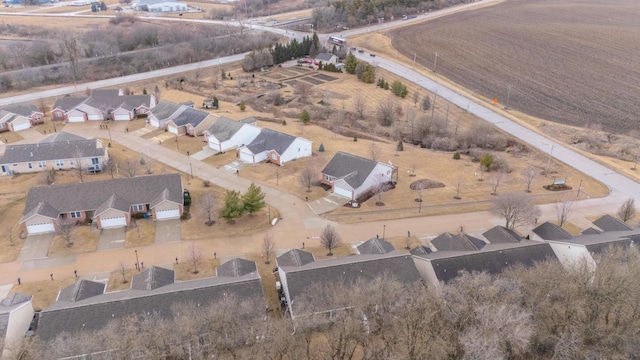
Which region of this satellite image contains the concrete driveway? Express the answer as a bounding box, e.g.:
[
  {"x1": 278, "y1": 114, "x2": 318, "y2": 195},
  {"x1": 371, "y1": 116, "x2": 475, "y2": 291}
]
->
[
  {"x1": 17, "y1": 234, "x2": 54, "y2": 261},
  {"x1": 98, "y1": 227, "x2": 126, "y2": 251},
  {"x1": 309, "y1": 194, "x2": 350, "y2": 215},
  {"x1": 221, "y1": 160, "x2": 249, "y2": 174},
  {"x1": 155, "y1": 219, "x2": 181, "y2": 244}
]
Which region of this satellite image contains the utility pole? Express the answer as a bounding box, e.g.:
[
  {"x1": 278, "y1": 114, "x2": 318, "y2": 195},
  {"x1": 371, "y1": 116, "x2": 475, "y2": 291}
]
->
[
  {"x1": 413, "y1": 51, "x2": 417, "y2": 68},
  {"x1": 433, "y1": 52, "x2": 438, "y2": 73},
  {"x1": 506, "y1": 85, "x2": 513, "y2": 110}
]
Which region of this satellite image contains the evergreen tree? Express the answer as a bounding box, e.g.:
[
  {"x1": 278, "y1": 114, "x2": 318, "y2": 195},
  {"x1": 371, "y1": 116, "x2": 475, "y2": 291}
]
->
[
  {"x1": 344, "y1": 53, "x2": 358, "y2": 74},
  {"x1": 99, "y1": 1, "x2": 107, "y2": 10},
  {"x1": 362, "y1": 64, "x2": 376, "y2": 84},
  {"x1": 243, "y1": 183, "x2": 266, "y2": 215},
  {"x1": 300, "y1": 109, "x2": 311, "y2": 124},
  {"x1": 355, "y1": 62, "x2": 365, "y2": 80},
  {"x1": 219, "y1": 190, "x2": 244, "y2": 222},
  {"x1": 91, "y1": 3, "x2": 98, "y2": 12}
]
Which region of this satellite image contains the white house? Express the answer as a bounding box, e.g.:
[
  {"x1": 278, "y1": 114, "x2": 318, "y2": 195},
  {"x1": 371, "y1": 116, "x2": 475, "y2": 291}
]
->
[
  {"x1": 0, "y1": 103, "x2": 44, "y2": 133},
  {"x1": 321, "y1": 151, "x2": 394, "y2": 201},
  {"x1": 314, "y1": 53, "x2": 338, "y2": 66},
  {"x1": 204, "y1": 117, "x2": 261, "y2": 153},
  {"x1": 0, "y1": 293, "x2": 34, "y2": 359},
  {"x1": 237, "y1": 128, "x2": 311, "y2": 166},
  {"x1": 134, "y1": 0, "x2": 187, "y2": 12}
]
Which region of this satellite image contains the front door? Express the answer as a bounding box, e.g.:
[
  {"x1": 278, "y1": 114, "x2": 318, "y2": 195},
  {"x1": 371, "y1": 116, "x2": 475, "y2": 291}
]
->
[{"x1": 1, "y1": 165, "x2": 8, "y2": 174}]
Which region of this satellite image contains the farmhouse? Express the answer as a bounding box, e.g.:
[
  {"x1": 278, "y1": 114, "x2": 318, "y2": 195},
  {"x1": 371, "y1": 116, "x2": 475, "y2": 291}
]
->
[
  {"x1": 237, "y1": 128, "x2": 311, "y2": 166},
  {"x1": 321, "y1": 151, "x2": 394, "y2": 201},
  {"x1": 133, "y1": 0, "x2": 188, "y2": 12},
  {"x1": 0, "y1": 132, "x2": 108, "y2": 176},
  {"x1": 204, "y1": 116, "x2": 261, "y2": 153},
  {"x1": 19, "y1": 173, "x2": 183, "y2": 235},
  {"x1": 0, "y1": 103, "x2": 44, "y2": 133},
  {"x1": 52, "y1": 89, "x2": 155, "y2": 123},
  {"x1": 0, "y1": 293, "x2": 34, "y2": 359},
  {"x1": 37, "y1": 259, "x2": 263, "y2": 341},
  {"x1": 165, "y1": 107, "x2": 217, "y2": 136}
]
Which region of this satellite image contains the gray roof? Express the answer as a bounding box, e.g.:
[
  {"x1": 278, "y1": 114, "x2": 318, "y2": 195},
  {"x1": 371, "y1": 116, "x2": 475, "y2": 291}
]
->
[
  {"x1": 356, "y1": 238, "x2": 395, "y2": 254},
  {"x1": 22, "y1": 174, "x2": 182, "y2": 222},
  {"x1": 149, "y1": 100, "x2": 185, "y2": 121},
  {"x1": 276, "y1": 249, "x2": 315, "y2": 267},
  {"x1": 205, "y1": 117, "x2": 246, "y2": 142},
  {"x1": 246, "y1": 128, "x2": 297, "y2": 155},
  {"x1": 138, "y1": 0, "x2": 185, "y2": 4},
  {"x1": 95, "y1": 194, "x2": 131, "y2": 216},
  {"x1": 38, "y1": 132, "x2": 87, "y2": 143},
  {"x1": 532, "y1": 222, "x2": 572, "y2": 240},
  {"x1": 430, "y1": 232, "x2": 486, "y2": 251},
  {"x1": 0, "y1": 293, "x2": 32, "y2": 340},
  {"x1": 37, "y1": 260, "x2": 263, "y2": 341},
  {"x1": 418, "y1": 242, "x2": 558, "y2": 283},
  {"x1": 410, "y1": 245, "x2": 432, "y2": 256},
  {"x1": 53, "y1": 97, "x2": 87, "y2": 112},
  {"x1": 581, "y1": 227, "x2": 602, "y2": 235},
  {"x1": 278, "y1": 252, "x2": 421, "y2": 315},
  {"x1": 322, "y1": 151, "x2": 379, "y2": 189},
  {"x1": 240, "y1": 117, "x2": 257, "y2": 124},
  {"x1": 315, "y1": 53, "x2": 336, "y2": 61},
  {"x1": 592, "y1": 214, "x2": 632, "y2": 232},
  {"x1": 217, "y1": 258, "x2": 258, "y2": 277},
  {"x1": 170, "y1": 107, "x2": 210, "y2": 127},
  {"x1": 57, "y1": 280, "x2": 105, "y2": 302},
  {"x1": 0, "y1": 139, "x2": 105, "y2": 164},
  {"x1": 552, "y1": 231, "x2": 637, "y2": 254},
  {"x1": 482, "y1": 226, "x2": 522, "y2": 244},
  {"x1": 1, "y1": 102, "x2": 41, "y2": 117},
  {"x1": 53, "y1": 90, "x2": 152, "y2": 113},
  {"x1": 131, "y1": 266, "x2": 175, "y2": 290}
]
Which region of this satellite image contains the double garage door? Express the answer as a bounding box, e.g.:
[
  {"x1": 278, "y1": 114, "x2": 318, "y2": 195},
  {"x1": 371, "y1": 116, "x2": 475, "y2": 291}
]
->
[
  {"x1": 156, "y1": 208, "x2": 180, "y2": 220},
  {"x1": 27, "y1": 222, "x2": 55, "y2": 235},
  {"x1": 68, "y1": 115, "x2": 85, "y2": 123},
  {"x1": 101, "y1": 216, "x2": 127, "y2": 229},
  {"x1": 333, "y1": 183, "x2": 353, "y2": 200},
  {"x1": 12, "y1": 122, "x2": 31, "y2": 132}
]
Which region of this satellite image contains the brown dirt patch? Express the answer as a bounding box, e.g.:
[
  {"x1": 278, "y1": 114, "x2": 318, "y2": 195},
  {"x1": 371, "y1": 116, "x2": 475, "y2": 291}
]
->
[
  {"x1": 106, "y1": 268, "x2": 138, "y2": 292},
  {"x1": 8, "y1": 277, "x2": 76, "y2": 311},
  {"x1": 47, "y1": 226, "x2": 98, "y2": 257}
]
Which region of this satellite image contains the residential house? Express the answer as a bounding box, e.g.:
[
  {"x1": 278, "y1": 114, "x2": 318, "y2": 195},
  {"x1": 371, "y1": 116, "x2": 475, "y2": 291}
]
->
[
  {"x1": 0, "y1": 103, "x2": 44, "y2": 132},
  {"x1": 592, "y1": 214, "x2": 633, "y2": 232},
  {"x1": 0, "y1": 132, "x2": 108, "y2": 176},
  {"x1": 20, "y1": 173, "x2": 183, "y2": 235},
  {"x1": 37, "y1": 259, "x2": 263, "y2": 342},
  {"x1": 204, "y1": 116, "x2": 261, "y2": 153},
  {"x1": 276, "y1": 242, "x2": 421, "y2": 318},
  {"x1": 166, "y1": 107, "x2": 217, "y2": 136},
  {"x1": 321, "y1": 151, "x2": 394, "y2": 200},
  {"x1": 238, "y1": 128, "x2": 312, "y2": 166},
  {"x1": 314, "y1": 53, "x2": 338, "y2": 66},
  {"x1": 0, "y1": 293, "x2": 34, "y2": 359},
  {"x1": 133, "y1": 0, "x2": 188, "y2": 12},
  {"x1": 52, "y1": 89, "x2": 155, "y2": 123},
  {"x1": 148, "y1": 100, "x2": 187, "y2": 129}
]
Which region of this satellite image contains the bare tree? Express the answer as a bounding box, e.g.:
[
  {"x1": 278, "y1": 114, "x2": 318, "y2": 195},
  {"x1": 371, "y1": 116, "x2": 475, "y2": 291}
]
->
[
  {"x1": 57, "y1": 218, "x2": 76, "y2": 247},
  {"x1": 320, "y1": 224, "x2": 342, "y2": 256},
  {"x1": 478, "y1": 164, "x2": 488, "y2": 181},
  {"x1": 298, "y1": 166, "x2": 316, "y2": 193},
  {"x1": 295, "y1": 81, "x2": 313, "y2": 104},
  {"x1": 199, "y1": 192, "x2": 217, "y2": 226},
  {"x1": 60, "y1": 31, "x2": 81, "y2": 81},
  {"x1": 371, "y1": 173, "x2": 387, "y2": 206},
  {"x1": 262, "y1": 232, "x2": 275, "y2": 264},
  {"x1": 354, "y1": 93, "x2": 366, "y2": 120},
  {"x1": 185, "y1": 243, "x2": 202, "y2": 274},
  {"x1": 454, "y1": 175, "x2": 464, "y2": 199},
  {"x1": 369, "y1": 142, "x2": 381, "y2": 161},
  {"x1": 119, "y1": 262, "x2": 128, "y2": 284},
  {"x1": 377, "y1": 97, "x2": 397, "y2": 126},
  {"x1": 73, "y1": 150, "x2": 85, "y2": 183},
  {"x1": 522, "y1": 166, "x2": 538, "y2": 193},
  {"x1": 488, "y1": 171, "x2": 506, "y2": 195},
  {"x1": 617, "y1": 198, "x2": 637, "y2": 223},
  {"x1": 124, "y1": 160, "x2": 138, "y2": 178},
  {"x1": 490, "y1": 192, "x2": 541, "y2": 230},
  {"x1": 413, "y1": 181, "x2": 425, "y2": 203},
  {"x1": 405, "y1": 106, "x2": 417, "y2": 142},
  {"x1": 104, "y1": 158, "x2": 116, "y2": 179},
  {"x1": 555, "y1": 193, "x2": 575, "y2": 227}
]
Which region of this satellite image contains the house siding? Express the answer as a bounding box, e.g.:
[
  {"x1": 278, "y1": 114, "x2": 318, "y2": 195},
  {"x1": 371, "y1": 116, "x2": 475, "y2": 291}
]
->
[
  {"x1": 1, "y1": 154, "x2": 109, "y2": 175},
  {"x1": 411, "y1": 257, "x2": 440, "y2": 287},
  {"x1": 280, "y1": 138, "x2": 312, "y2": 164},
  {"x1": 2, "y1": 301, "x2": 35, "y2": 359},
  {"x1": 96, "y1": 209, "x2": 130, "y2": 229},
  {"x1": 355, "y1": 163, "x2": 394, "y2": 199},
  {"x1": 22, "y1": 215, "x2": 58, "y2": 234}
]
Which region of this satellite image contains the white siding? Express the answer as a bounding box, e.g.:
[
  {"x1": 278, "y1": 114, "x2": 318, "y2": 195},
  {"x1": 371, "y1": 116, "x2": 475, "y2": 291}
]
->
[
  {"x1": 280, "y1": 138, "x2": 312, "y2": 164},
  {"x1": 411, "y1": 257, "x2": 440, "y2": 287},
  {"x1": 238, "y1": 147, "x2": 256, "y2": 163},
  {"x1": 355, "y1": 163, "x2": 394, "y2": 199},
  {"x1": 332, "y1": 179, "x2": 353, "y2": 200},
  {"x1": 2, "y1": 301, "x2": 35, "y2": 359},
  {"x1": 548, "y1": 242, "x2": 596, "y2": 271}
]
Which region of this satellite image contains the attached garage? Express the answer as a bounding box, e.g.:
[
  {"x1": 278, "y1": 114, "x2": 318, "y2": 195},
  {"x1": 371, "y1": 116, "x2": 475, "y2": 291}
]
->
[
  {"x1": 100, "y1": 216, "x2": 127, "y2": 228},
  {"x1": 333, "y1": 182, "x2": 353, "y2": 200},
  {"x1": 68, "y1": 115, "x2": 85, "y2": 123},
  {"x1": 150, "y1": 118, "x2": 160, "y2": 128},
  {"x1": 27, "y1": 222, "x2": 55, "y2": 235},
  {"x1": 12, "y1": 121, "x2": 31, "y2": 132},
  {"x1": 156, "y1": 208, "x2": 180, "y2": 220},
  {"x1": 87, "y1": 114, "x2": 103, "y2": 121},
  {"x1": 238, "y1": 149, "x2": 255, "y2": 163},
  {"x1": 113, "y1": 114, "x2": 131, "y2": 121},
  {"x1": 168, "y1": 125, "x2": 179, "y2": 135}
]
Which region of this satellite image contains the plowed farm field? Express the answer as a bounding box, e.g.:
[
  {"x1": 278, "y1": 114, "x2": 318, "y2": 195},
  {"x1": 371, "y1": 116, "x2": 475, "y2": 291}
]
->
[{"x1": 389, "y1": 0, "x2": 640, "y2": 134}]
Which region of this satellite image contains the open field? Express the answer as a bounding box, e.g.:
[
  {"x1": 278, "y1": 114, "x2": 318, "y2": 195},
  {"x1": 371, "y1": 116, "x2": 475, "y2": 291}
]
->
[{"x1": 388, "y1": 0, "x2": 640, "y2": 134}]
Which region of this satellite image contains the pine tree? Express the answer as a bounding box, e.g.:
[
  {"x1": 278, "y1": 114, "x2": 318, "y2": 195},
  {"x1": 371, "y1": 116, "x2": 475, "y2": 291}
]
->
[
  {"x1": 243, "y1": 183, "x2": 266, "y2": 215},
  {"x1": 300, "y1": 109, "x2": 311, "y2": 124},
  {"x1": 345, "y1": 53, "x2": 358, "y2": 74},
  {"x1": 219, "y1": 190, "x2": 244, "y2": 222}
]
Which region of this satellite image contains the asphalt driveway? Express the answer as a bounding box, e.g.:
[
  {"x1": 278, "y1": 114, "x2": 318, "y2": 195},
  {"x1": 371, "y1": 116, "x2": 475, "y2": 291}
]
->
[
  {"x1": 17, "y1": 234, "x2": 54, "y2": 261},
  {"x1": 155, "y1": 219, "x2": 181, "y2": 243},
  {"x1": 98, "y1": 227, "x2": 126, "y2": 251}
]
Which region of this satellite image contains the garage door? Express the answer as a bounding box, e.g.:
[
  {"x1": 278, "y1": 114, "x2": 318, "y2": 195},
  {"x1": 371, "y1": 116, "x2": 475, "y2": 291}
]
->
[
  {"x1": 88, "y1": 114, "x2": 102, "y2": 121},
  {"x1": 156, "y1": 208, "x2": 180, "y2": 220},
  {"x1": 100, "y1": 216, "x2": 127, "y2": 228},
  {"x1": 239, "y1": 150, "x2": 254, "y2": 163},
  {"x1": 114, "y1": 114, "x2": 130, "y2": 121},
  {"x1": 68, "y1": 115, "x2": 85, "y2": 123},
  {"x1": 12, "y1": 122, "x2": 31, "y2": 132},
  {"x1": 150, "y1": 118, "x2": 160, "y2": 128},
  {"x1": 168, "y1": 126, "x2": 179, "y2": 135},
  {"x1": 333, "y1": 183, "x2": 352, "y2": 199},
  {"x1": 27, "y1": 222, "x2": 55, "y2": 235}
]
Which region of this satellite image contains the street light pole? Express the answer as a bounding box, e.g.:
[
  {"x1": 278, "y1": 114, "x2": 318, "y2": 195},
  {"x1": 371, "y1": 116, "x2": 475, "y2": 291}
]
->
[
  {"x1": 433, "y1": 52, "x2": 438, "y2": 73},
  {"x1": 134, "y1": 250, "x2": 140, "y2": 271},
  {"x1": 577, "y1": 179, "x2": 583, "y2": 198},
  {"x1": 382, "y1": 224, "x2": 386, "y2": 240}
]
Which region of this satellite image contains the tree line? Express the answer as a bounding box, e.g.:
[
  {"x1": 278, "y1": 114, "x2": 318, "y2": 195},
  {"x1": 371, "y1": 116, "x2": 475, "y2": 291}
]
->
[{"x1": 7, "y1": 245, "x2": 640, "y2": 359}]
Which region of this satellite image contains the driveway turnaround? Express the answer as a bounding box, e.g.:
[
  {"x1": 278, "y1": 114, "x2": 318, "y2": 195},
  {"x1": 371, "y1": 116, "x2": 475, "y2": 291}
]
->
[
  {"x1": 17, "y1": 234, "x2": 53, "y2": 261},
  {"x1": 155, "y1": 219, "x2": 181, "y2": 244},
  {"x1": 98, "y1": 227, "x2": 126, "y2": 251}
]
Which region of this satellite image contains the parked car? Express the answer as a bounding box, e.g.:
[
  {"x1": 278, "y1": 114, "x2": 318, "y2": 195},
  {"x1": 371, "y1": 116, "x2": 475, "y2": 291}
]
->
[
  {"x1": 358, "y1": 49, "x2": 365, "y2": 53},
  {"x1": 370, "y1": 53, "x2": 376, "y2": 57},
  {"x1": 350, "y1": 47, "x2": 357, "y2": 51}
]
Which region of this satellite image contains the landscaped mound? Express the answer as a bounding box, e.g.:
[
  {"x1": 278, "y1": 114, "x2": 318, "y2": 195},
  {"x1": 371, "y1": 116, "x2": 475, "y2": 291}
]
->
[{"x1": 410, "y1": 179, "x2": 445, "y2": 191}]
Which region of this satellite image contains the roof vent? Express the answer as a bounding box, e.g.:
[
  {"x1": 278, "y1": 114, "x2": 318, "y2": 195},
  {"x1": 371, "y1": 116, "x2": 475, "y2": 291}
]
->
[{"x1": 30, "y1": 152, "x2": 33, "y2": 157}]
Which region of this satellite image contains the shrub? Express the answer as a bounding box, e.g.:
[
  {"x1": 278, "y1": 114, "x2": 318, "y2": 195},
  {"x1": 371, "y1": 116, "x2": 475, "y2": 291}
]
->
[
  {"x1": 180, "y1": 213, "x2": 189, "y2": 220},
  {"x1": 319, "y1": 143, "x2": 325, "y2": 152},
  {"x1": 391, "y1": 80, "x2": 408, "y2": 98},
  {"x1": 480, "y1": 153, "x2": 494, "y2": 171},
  {"x1": 353, "y1": 136, "x2": 358, "y2": 142},
  {"x1": 300, "y1": 109, "x2": 311, "y2": 124},
  {"x1": 202, "y1": 180, "x2": 211, "y2": 187},
  {"x1": 453, "y1": 150, "x2": 461, "y2": 159},
  {"x1": 282, "y1": 120, "x2": 287, "y2": 125},
  {"x1": 432, "y1": 137, "x2": 459, "y2": 151},
  {"x1": 491, "y1": 154, "x2": 512, "y2": 173},
  {"x1": 238, "y1": 101, "x2": 246, "y2": 111}
]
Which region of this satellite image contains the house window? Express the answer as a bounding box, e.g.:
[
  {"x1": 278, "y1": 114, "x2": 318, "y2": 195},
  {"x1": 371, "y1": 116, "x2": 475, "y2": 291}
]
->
[
  {"x1": 92, "y1": 158, "x2": 99, "y2": 165},
  {"x1": 55, "y1": 111, "x2": 62, "y2": 117},
  {"x1": 325, "y1": 175, "x2": 332, "y2": 181},
  {"x1": 69, "y1": 160, "x2": 75, "y2": 166},
  {"x1": 38, "y1": 161, "x2": 46, "y2": 168},
  {"x1": 28, "y1": 163, "x2": 32, "y2": 169},
  {"x1": 56, "y1": 160, "x2": 64, "y2": 167},
  {"x1": 271, "y1": 153, "x2": 277, "y2": 160},
  {"x1": 12, "y1": 164, "x2": 17, "y2": 167},
  {"x1": 70, "y1": 211, "x2": 81, "y2": 218},
  {"x1": 139, "y1": 109, "x2": 147, "y2": 114},
  {"x1": 132, "y1": 204, "x2": 145, "y2": 212},
  {"x1": 34, "y1": 115, "x2": 41, "y2": 121}
]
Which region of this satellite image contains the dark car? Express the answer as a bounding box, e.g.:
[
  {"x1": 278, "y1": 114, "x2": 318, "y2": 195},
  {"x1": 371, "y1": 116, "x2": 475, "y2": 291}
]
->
[
  {"x1": 358, "y1": 49, "x2": 365, "y2": 53},
  {"x1": 370, "y1": 53, "x2": 376, "y2": 57},
  {"x1": 183, "y1": 189, "x2": 192, "y2": 206},
  {"x1": 350, "y1": 47, "x2": 357, "y2": 51}
]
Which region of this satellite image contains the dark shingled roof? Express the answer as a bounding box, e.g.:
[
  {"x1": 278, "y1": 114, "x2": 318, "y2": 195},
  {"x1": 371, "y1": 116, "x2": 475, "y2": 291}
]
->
[
  {"x1": 483, "y1": 226, "x2": 522, "y2": 244},
  {"x1": 240, "y1": 117, "x2": 257, "y2": 124},
  {"x1": 1, "y1": 102, "x2": 41, "y2": 117},
  {"x1": 276, "y1": 249, "x2": 315, "y2": 267},
  {"x1": 581, "y1": 227, "x2": 602, "y2": 235},
  {"x1": 554, "y1": 232, "x2": 635, "y2": 254},
  {"x1": 533, "y1": 222, "x2": 572, "y2": 240},
  {"x1": 37, "y1": 261, "x2": 263, "y2": 341},
  {"x1": 356, "y1": 238, "x2": 395, "y2": 254},
  {"x1": 419, "y1": 242, "x2": 558, "y2": 283},
  {"x1": 149, "y1": 100, "x2": 185, "y2": 121},
  {"x1": 205, "y1": 117, "x2": 246, "y2": 142},
  {"x1": 169, "y1": 107, "x2": 210, "y2": 127},
  {"x1": 278, "y1": 252, "x2": 421, "y2": 316},
  {"x1": 315, "y1": 53, "x2": 336, "y2": 61},
  {"x1": 592, "y1": 214, "x2": 633, "y2": 232},
  {"x1": 322, "y1": 151, "x2": 380, "y2": 189},
  {"x1": 53, "y1": 97, "x2": 87, "y2": 112},
  {"x1": 130, "y1": 266, "x2": 175, "y2": 290},
  {"x1": 0, "y1": 139, "x2": 105, "y2": 164},
  {"x1": 53, "y1": 90, "x2": 153, "y2": 114},
  {"x1": 38, "y1": 132, "x2": 86, "y2": 143},
  {"x1": 21, "y1": 174, "x2": 182, "y2": 223},
  {"x1": 246, "y1": 128, "x2": 297, "y2": 155},
  {"x1": 410, "y1": 245, "x2": 432, "y2": 256},
  {"x1": 217, "y1": 258, "x2": 258, "y2": 277},
  {"x1": 57, "y1": 280, "x2": 105, "y2": 302},
  {"x1": 430, "y1": 232, "x2": 486, "y2": 251}
]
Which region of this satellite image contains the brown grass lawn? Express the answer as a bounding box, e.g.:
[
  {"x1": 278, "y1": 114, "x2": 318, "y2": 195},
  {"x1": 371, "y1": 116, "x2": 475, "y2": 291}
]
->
[
  {"x1": 0, "y1": 196, "x2": 27, "y2": 263},
  {"x1": 384, "y1": 236, "x2": 417, "y2": 252},
  {"x1": 48, "y1": 226, "x2": 98, "y2": 257},
  {"x1": 0, "y1": 14, "x2": 109, "y2": 29},
  {"x1": 174, "y1": 259, "x2": 220, "y2": 281},
  {"x1": 125, "y1": 219, "x2": 155, "y2": 248},
  {"x1": 202, "y1": 151, "x2": 237, "y2": 168},
  {"x1": 1, "y1": 131, "x2": 24, "y2": 144},
  {"x1": 246, "y1": 253, "x2": 281, "y2": 316},
  {"x1": 106, "y1": 268, "x2": 138, "y2": 292},
  {"x1": 9, "y1": 277, "x2": 76, "y2": 311},
  {"x1": 159, "y1": 132, "x2": 209, "y2": 157}
]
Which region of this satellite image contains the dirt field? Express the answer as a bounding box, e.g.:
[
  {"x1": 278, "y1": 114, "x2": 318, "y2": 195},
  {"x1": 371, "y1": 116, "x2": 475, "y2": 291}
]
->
[{"x1": 388, "y1": 0, "x2": 640, "y2": 134}]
